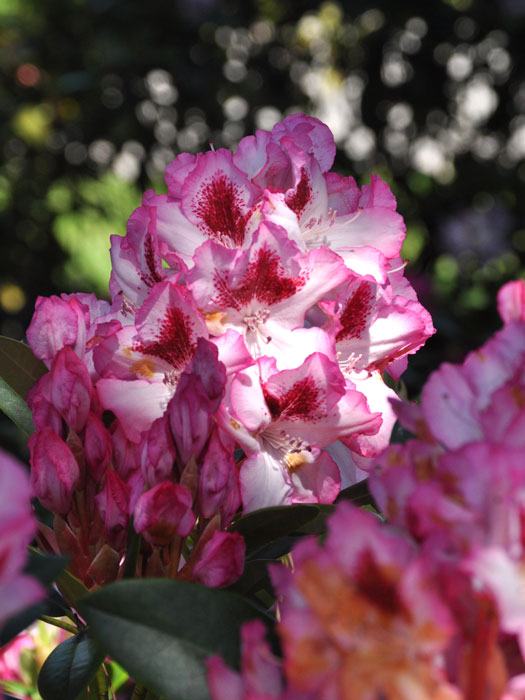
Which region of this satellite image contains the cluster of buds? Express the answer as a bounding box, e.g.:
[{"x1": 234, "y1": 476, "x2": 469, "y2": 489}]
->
[
  {"x1": 208, "y1": 280, "x2": 525, "y2": 700},
  {"x1": 25, "y1": 114, "x2": 432, "y2": 589}
]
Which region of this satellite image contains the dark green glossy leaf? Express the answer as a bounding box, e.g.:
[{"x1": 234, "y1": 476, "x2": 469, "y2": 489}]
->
[
  {"x1": 38, "y1": 632, "x2": 104, "y2": 700},
  {"x1": 336, "y1": 479, "x2": 375, "y2": 507},
  {"x1": 78, "y1": 578, "x2": 264, "y2": 700},
  {"x1": 0, "y1": 376, "x2": 34, "y2": 435},
  {"x1": 0, "y1": 336, "x2": 47, "y2": 396},
  {"x1": 56, "y1": 568, "x2": 90, "y2": 608},
  {"x1": 0, "y1": 336, "x2": 46, "y2": 435},
  {"x1": 230, "y1": 558, "x2": 273, "y2": 596},
  {"x1": 230, "y1": 504, "x2": 320, "y2": 555},
  {"x1": 26, "y1": 549, "x2": 68, "y2": 586}
]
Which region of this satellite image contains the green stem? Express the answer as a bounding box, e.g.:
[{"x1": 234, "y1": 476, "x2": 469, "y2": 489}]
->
[
  {"x1": 38, "y1": 615, "x2": 78, "y2": 634},
  {"x1": 95, "y1": 666, "x2": 111, "y2": 700}
]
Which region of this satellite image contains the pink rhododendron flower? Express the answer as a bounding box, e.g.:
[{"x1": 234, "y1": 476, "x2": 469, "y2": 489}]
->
[
  {"x1": 207, "y1": 620, "x2": 287, "y2": 700},
  {"x1": 22, "y1": 112, "x2": 434, "y2": 596},
  {"x1": 188, "y1": 221, "x2": 349, "y2": 365},
  {"x1": 0, "y1": 450, "x2": 43, "y2": 627},
  {"x1": 497, "y1": 279, "x2": 525, "y2": 324},
  {"x1": 221, "y1": 353, "x2": 380, "y2": 510},
  {"x1": 270, "y1": 504, "x2": 459, "y2": 700}
]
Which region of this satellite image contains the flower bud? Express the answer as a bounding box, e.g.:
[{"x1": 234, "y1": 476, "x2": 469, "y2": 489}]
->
[
  {"x1": 84, "y1": 412, "x2": 112, "y2": 483},
  {"x1": 192, "y1": 531, "x2": 245, "y2": 588},
  {"x1": 27, "y1": 374, "x2": 63, "y2": 434},
  {"x1": 95, "y1": 469, "x2": 130, "y2": 547},
  {"x1": 49, "y1": 347, "x2": 92, "y2": 433},
  {"x1": 134, "y1": 482, "x2": 195, "y2": 546},
  {"x1": 26, "y1": 294, "x2": 87, "y2": 366},
  {"x1": 29, "y1": 428, "x2": 80, "y2": 515},
  {"x1": 198, "y1": 432, "x2": 240, "y2": 526},
  {"x1": 169, "y1": 338, "x2": 226, "y2": 465},
  {"x1": 140, "y1": 416, "x2": 176, "y2": 487}
]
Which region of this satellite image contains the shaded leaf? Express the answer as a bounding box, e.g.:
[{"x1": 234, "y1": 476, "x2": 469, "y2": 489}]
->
[
  {"x1": 78, "y1": 578, "x2": 264, "y2": 700},
  {"x1": 336, "y1": 479, "x2": 375, "y2": 507},
  {"x1": 0, "y1": 376, "x2": 34, "y2": 436},
  {"x1": 38, "y1": 632, "x2": 104, "y2": 700},
  {"x1": 0, "y1": 336, "x2": 47, "y2": 397},
  {"x1": 229, "y1": 558, "x2": 273, "y2": 596},
  {"x1": 230, "y1": 504, "x2": 320, "y2": 556},
  {"x1": 0, "y1": 336, "x2": 45, "y2": 435},
  {"x1": 57, "y1": 569, "x2": 90, "y2": 609}
]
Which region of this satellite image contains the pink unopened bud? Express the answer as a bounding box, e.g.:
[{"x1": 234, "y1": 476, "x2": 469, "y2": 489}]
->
[
  {"x1": 198, "y1": 432, "x2": 240, "y2": 526},
  {"x1": 29, "y1": 428, "x2": 80, "y2": 515},
  {"x1": 140, "y1": 416, "x2": 176, "y2": 487},
  {"x1": 192, "y1": 531, "x2": 245, "y2": 588},
  {"x1": 49, "y1": 347, "x2": 92, "y2": 433},
  {"x1": 26, "y1": 294, "x2": 87, "y2": 367},
  {"x1": 112, "y1": 424, "x2": 140, "y2": 479},
  {"x1": 134, "y1": 482, "x2": 195, "y2": 546},
  {"x1": 84, "y1": 412, "x2": 112, "y2": 483},
  {"x1": 169, "y1": 338, "x2": 226, "y2": 464},
  {"x1": 27, "y1": 374, "x2": 63, "y2": 434},
  {"x1": 95, "y1": 469, "x2": 130, "y2": 547}
]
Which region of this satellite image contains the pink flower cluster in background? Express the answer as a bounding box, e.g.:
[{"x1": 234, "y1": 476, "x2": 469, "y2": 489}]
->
[
  {"x1": 24, "y1": 114, "x2": 432, "y2": 588},
  {"x1": 207, "y1": 280, "x2": 525, "y2": 700},
  {"x1": 0, "y1": 450, "x2": 42, "y2": 628}
]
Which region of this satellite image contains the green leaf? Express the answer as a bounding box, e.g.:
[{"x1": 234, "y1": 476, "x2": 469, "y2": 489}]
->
[
  {"x1": 78, "y1": 578, "x2": 264, "y2": 700},
  {"x1": 230, "y1": 558, "x2": 273, "y2": 596},
  {"x1": 0, "y1": 335, "x2": 47, "y2": 397},
  {"x1": 0, "y1": 335, "x2": 46, "y2": 434},
  {"x1": 0, "y1": 375, "x2": 34, "y2": 435},
  {"x1": 38, "y1": 632, "x2": 104, "y2": 700},
  {"x1": 26, "y1": 549, "x2": 68, "y2": 586},
  {"x1": 56, "y1": 568, "x2": 90, "y2": 608},
  {"x1": 230, "y1": 504, "x2": 320, "y2": 556},
  {"x1": 336, "y1": 479, "x2": 375, "y2": 507}
]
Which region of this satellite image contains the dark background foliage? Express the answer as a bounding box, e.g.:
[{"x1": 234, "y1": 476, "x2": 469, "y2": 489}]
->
[{"x1": 1, "y1": 0, "x2": 525, "y2": 454}]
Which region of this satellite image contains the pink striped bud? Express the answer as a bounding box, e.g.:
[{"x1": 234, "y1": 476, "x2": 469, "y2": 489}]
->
[
  {"x1": 49, "y1": 347, "x2": 92, "y2": 433},
  {"x1": 198, "y1": 431, "x2": 240, "y2": 527},
  {"x1": 27, "y1": 373, "x2": 63, "y2": 434},
  {"x1": 84, "y1": 412, "x2": 112, "y2": 483},
  {"x1": 134, "y1": 482, "x2": 195, "y2": 546},
  {"x1": 192, "y1": 531, "x2": 245, "y2": 588},
  {"x1": 169, "y1": 339, "x2": 226, "y2": 464},
  {"x1": 140, "y1": 417, "x2": 176, "y2": 487},
  {"x1": 29, "y1": 428, "x2": 80, "y2": 515},
  {"x1": 95, "y1": 469, "x2": 130, "y2": 548}
]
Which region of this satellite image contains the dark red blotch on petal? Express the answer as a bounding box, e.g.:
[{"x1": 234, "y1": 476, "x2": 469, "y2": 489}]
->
[
  {"x1": 141, "y1": 232, "x2": 163, "y2": 288},
  {"x1": 336, "y1": 283, "x2": 374, "y2": 342},
  {"x1": 215, "y1": 246, "x2": 304, "y2": 310},
  {"x1": 354, "y1": 549, "x2": 405, "y2": 617},
  {"x1": 285, "y1": 167, "x2": 312, "y2": 217},
  {"x1": 263, "y1": 377, "x2": 320, "y2": 421},
  {"x1": 193, "y1": 171, "x2": 250, "y2": 246},
  {"x1": 136, "y1": 307, "x2": 196, "y2": 369}
]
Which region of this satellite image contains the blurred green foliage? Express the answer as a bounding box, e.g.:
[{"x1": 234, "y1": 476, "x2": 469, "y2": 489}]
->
[{"x1": 1, "y1": 0, "x2": 525, "y2": 414}]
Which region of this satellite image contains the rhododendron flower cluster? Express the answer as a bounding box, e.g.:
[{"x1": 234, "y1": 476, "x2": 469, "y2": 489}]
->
[
  {"x1": 21, "y1": 114, "x2": 432, "y2": 590},
  {"x1": 0, "y1": 449, "x2": 42, "y2": 627},
  {"x1": 207, "y1": 279, "x2": 525, "y2": 700}
]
